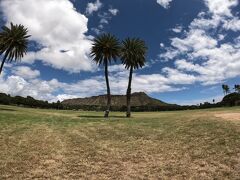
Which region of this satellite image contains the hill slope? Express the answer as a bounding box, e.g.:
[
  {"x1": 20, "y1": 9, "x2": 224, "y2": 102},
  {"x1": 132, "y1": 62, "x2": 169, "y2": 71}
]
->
[{"x1": 62, "y1": 92, "x2": 169, "y2": 107}]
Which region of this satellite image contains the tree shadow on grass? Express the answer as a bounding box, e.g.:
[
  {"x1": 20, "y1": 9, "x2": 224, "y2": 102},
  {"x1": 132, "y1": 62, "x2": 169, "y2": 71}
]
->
[
  {"x1": 0, "y1": 108, "x2": 16, "y2": 111},
  {"x1": 77, "y1": 115, "x2": 126, "y2": 119}
]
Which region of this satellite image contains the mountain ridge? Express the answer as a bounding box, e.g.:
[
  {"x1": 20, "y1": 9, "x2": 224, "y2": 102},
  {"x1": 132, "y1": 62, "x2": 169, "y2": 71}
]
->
[{"x1": 62, "y1": 92, "x2": 170, "y2": 107}]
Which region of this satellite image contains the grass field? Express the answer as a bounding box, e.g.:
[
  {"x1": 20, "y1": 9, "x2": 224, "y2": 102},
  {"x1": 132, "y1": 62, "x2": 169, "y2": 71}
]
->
[{"x1": 0, "y1": 105, "x2": 239, "y2": 179}]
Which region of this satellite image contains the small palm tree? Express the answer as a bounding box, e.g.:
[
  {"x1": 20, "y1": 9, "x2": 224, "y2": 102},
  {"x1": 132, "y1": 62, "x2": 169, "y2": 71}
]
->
[
  {"x1": 0, "y1": 23, "x2": 30, "y2": 74},
  {"x1": 90, "y1": 33, "x2": 120, "y2": 117},
  {"x1": 234, "y1": 84, "x2": 240, "y2": 93},
  {"x1": 121, "y1": 38, "x2": 147, "y2": 117},
  {"x1": 226, "y1": 85, "x2": 230, "y2": 94},
  {"x1": 222, "y1": 84, "x2": 230, "y2": 96}
]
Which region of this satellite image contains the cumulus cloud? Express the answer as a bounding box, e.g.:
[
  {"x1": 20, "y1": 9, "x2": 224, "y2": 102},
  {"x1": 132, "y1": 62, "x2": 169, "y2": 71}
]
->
[
  {"x1": 0, "y1": 64, "x2": 192, "y2": 102},
  {"x1": 223, "y1": 17, "x2": 240, "y2": 31},
  {"x1": 86, "y1": 0, "x2": 102, "y2": 15},
  {"x1": 159, "y1": 0, "x2": 240, "y2": 85},
  {"x1": 0, "y1": 75, "x2": 62, "y2": 102},
  {"x1": 204, "y1": 0, "x2": 238, "y2": 17},
  {"x1": 171, "y1": 30, "x2": 218, "y2": 52},
  {"x1": 0, "y1": 0, "x2": 95, "y2": 73},
  {"x1": 156, "y1": 0, "x2": 173, "y2": 9},
  {"x1": 13, "y1": 66, "x2": 40, "y2": 79}
]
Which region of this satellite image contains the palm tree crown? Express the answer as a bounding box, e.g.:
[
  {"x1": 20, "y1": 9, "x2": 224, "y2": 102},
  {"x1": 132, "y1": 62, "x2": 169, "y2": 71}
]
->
[
  {"x1": 90, "y1": 33, "x2": 120, "y2": 65},
  {"x1": 121, "y1": 38, "x2": 147, "y2": 70},
  {"x1": 0, "y1": 23, "x2": 30, "y2": 74}
]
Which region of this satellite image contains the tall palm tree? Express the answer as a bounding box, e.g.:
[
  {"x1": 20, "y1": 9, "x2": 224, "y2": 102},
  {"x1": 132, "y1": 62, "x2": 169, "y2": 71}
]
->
[
  {"x1": 90, "y1": 33, "x2": 120, "y2": 117},
  {"x1": 121, "y1": 38, "x2": 147, "y2": 117},
  {"x1": 0, "y1": 23, "x2": 30, "y2": 74}
]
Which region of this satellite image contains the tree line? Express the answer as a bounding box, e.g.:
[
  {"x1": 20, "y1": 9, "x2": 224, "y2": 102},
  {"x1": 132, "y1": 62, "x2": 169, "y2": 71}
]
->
[{"x1": 0, "y1": 93, "x2": 63, "y2": 109}]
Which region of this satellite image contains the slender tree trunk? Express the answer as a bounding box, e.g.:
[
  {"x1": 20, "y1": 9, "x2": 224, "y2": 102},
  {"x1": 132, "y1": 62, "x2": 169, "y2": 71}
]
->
[
  {"x1": 0, "y1": 50, "x2": 10, "y2": 75},
  {"x1": 126, "y1": 66, "x2": 133, "y2": 118},
  {"x1": 0, "y1": 59, "x2": 6, "y2": 75},
  {"x1": 104, "y1": 60, "x2": 111, "y2": 118}
]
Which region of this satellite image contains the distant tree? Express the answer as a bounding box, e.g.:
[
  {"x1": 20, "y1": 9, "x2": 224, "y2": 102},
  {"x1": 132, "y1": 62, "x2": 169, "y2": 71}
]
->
[
  {"x1": 222, "y1": 84, "x2": 230, "y2": 96},
  {"x1": 222, "y1": 84, "x2": 226, "y2": 95},
  {"x1": 225, "y1": 85, "x2": 230, "y2": 95},
  {"x1": 234, "y1": 84, "x2": 240, "y2": 93},
  {"x1": 121, "y1": 38, "x2": 147, "y2": 117},
  {"x1": 213, "y1": 99, "x2": 215, "y2": 104},
  {"x1": 90, "y1": 33, "x2": 120, "y2": 117},
  {"x1": 0, "y1": 23, "x2": 30, "y2": 74}
]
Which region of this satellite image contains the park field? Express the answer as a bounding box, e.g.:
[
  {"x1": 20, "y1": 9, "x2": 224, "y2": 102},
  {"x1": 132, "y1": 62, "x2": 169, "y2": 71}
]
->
[{"x1": 0, "y1": 105, "x2": 239, "y2": 179}]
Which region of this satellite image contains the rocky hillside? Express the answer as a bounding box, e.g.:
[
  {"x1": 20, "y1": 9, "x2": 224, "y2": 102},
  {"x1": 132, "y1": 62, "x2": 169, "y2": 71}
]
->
[{"x1": 62, "y1": 92, "x2": 169, "y2": 107}]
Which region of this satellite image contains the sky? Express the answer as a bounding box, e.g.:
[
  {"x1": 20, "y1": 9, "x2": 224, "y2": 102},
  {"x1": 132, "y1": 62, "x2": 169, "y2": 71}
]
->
[{"x1": 0, "y1": 0, "x2": 240, "y2": 105}]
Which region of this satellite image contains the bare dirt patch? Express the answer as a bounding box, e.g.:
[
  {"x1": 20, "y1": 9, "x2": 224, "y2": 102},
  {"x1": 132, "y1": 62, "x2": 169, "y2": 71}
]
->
[{"x1": 214, "y1": 113, "x2": 240, "y2": 122}]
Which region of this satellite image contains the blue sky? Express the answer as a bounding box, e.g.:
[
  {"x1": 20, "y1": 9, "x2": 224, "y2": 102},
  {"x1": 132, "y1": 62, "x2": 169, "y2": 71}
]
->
[{"x1": 0, "y1": 0, "x2": 240, "y2": 104}]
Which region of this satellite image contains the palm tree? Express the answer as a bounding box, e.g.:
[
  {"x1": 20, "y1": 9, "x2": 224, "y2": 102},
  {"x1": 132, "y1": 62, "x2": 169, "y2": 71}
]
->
[
  {"x1": 222, "y1": 84, "x2": 226, "y2": 95},
  {"x1": 225, "y1": 85, "x2": 230, "y2": 95},
  {"x1": 121, "y1": 38, "x2": 147, "y2": 117},
  {"x1": 234, "y1": 84, "x2": 240, "y2": 93},
  {"x1": 90, "y1": 33, "x2": 120, "y2": 117},
  {"x1": 0, "y1": 23, "x2": 30, "y2": 74},
  {"x1": 222, "y1": 84, "x2": 230, "y2": 96}
]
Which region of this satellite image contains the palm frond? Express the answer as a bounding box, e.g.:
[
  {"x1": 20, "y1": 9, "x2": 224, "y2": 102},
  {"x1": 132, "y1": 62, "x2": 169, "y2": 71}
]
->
[
  {"x1": 0, "y1": 23, "x2": 30, "y2": 63},
  {"x1": 90, "y1": 33, "x2": 120, "y2": 65},
  {"x1": 120, "y1": 38, "x2": 147, "y2": 70}
]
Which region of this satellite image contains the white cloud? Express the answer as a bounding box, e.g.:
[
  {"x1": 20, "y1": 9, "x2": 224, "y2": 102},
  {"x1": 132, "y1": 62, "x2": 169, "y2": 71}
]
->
[
  {"x1": 171, "y1": 29, "x2": 218, "y2": 52},
  {"x1": 162, "y1": 67, "x2": 197, "y2": 85},
  {"x1": 172, "y1": 26, "x2": 182, "y2": 33},
  {"x1": 13, "y1": 66, "x2": 40, "y2": 79},
  {"x1": 0, "y1": 0, "x2": 95, "y2": 73},
  {"x1": 99, "y1": 18, "x2": 108, "y2": 24},
  {"x1": 159, "y1": 0, "x2": 240, "y2": 86},
  {"x1": 91, "y1": 27, "x2": 101, "y2": 35},
  {"x1": 0, "y1": 74, "x2": 62, "y2": 102},
  {"x1": 0, "y1": 65, "x2": 191, "y2": 102},
  {"x1": 56, "y1": 94, "x2": 78, "y2": 102},
  {"x1": 92, "y1": 8, "x2": 119, "y2": 34},
  {"x1": 204, "y1": 0, "x2": 238, "y2": 17},
  {"x1": 108, "y1": 65, "x2": 126, "y2": 73},
  {"x1": 108, "y1": 8, "x2": 119, "y2": 16},
  {"x1": 86, "y1": 0, "x2": 102, "y2": 15},
  {"x1": 223, "y1": 17, "x2": 240, "y2": 31},
  {"x1": 156, "y1": 0, "x2": 172, "y2": 9}
]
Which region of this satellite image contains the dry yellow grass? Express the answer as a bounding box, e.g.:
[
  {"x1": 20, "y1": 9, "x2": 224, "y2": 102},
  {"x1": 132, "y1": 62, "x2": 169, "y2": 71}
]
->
[{"x1": 0, "y1": 105, "x2": 239, "y2": 179}]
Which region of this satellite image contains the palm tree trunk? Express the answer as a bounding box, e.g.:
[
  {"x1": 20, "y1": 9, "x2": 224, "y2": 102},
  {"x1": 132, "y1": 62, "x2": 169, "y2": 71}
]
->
[
  {"x1": 104, "y1": 60, "x2": 111, "y2": 118},
  {"x1": 0, "y1": 50, "x2": 10, "y2": 75},
  {"x1": 126, "y1": 66, "x2": 133, "y2": 118},
  {"x1": 0, "y1": 59, "x2": 6, "y2": 75}
]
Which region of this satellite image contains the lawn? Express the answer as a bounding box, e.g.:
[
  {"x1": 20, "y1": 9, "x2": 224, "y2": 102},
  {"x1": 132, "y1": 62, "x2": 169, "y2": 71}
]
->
[{"x1": 0, "y1": 105, "x2": 239, "y2": 179}]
